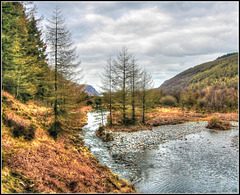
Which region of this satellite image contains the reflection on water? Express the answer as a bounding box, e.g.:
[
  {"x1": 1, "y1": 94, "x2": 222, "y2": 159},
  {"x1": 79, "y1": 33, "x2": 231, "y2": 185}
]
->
[{"x1": 81, "y1": 112, "x2": 239, "y2": 194}]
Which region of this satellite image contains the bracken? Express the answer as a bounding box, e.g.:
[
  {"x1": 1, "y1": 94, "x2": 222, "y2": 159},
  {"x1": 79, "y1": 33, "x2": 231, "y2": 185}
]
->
[{"x1": 206, "y1": 117, "x2": 233, "y2": 130}]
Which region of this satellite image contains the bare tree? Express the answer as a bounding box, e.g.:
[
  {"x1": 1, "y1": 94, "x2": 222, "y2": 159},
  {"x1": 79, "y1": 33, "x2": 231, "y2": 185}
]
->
[
  {"x1": 45, "y1": 6, "x2": 81, "y2": 133},
  {"x1": 112, "y1": 46, "x2": 132, "y2": 125},
  {"x1": 128, "y1": 55, "x2": 141, "y2": 123},
  {"x1": 140, "y1": 69, "x2": 153, "y2": 124},
  {"x1": 100, "y1": 57, "x2": 114, "y2": 126}
]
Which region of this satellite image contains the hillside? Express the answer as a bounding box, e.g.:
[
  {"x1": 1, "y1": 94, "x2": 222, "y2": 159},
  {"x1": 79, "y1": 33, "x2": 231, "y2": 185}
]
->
[
  {"x1": 1, "y1": 90, "x2": 136, "y2": 193},
  {"x1": 81, "y1": 84, "x2": 100, "y2": 97},
  {"x1": 159, "y1": 53, "x2": 238, "y2": 94}
]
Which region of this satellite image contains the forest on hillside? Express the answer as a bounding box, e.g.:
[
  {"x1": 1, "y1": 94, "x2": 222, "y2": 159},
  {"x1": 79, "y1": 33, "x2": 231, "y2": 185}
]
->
[{"x1": 158, "y1": 53, "x2": 238, "y2": 113}]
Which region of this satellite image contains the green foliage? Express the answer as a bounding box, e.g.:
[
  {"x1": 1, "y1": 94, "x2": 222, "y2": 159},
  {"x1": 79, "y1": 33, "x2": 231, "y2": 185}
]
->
[
  {"x1": 160, "y1": 53, "x2": 238, "y2": 94},
  {"x1": 48, "y1": 121, "x2": 62, "y2": 140},
  {"x1": 189, "y1": 54, "x2": 238, "y2": 90},
  {"x1": 2, "y1": 2, "x2": 51, "y2": 102},
  {"x1": 216, "y1": 52, "x2": 237, "y2": 60},
  {"x1": 87, "y1": 100, "x2": 93, "y2": 105},
  {"x1": 2, "y1": 170, "x2": 38, "y2": 193},
  {"x1": 94, "y1": 96, "x2": 102, "y2": 106},
  {"x1": 160, "y1": 95, "x2": 177, "y2": 107},
  {"x1": 159, "y1": 53, "x2": 238, "y2": 113}
]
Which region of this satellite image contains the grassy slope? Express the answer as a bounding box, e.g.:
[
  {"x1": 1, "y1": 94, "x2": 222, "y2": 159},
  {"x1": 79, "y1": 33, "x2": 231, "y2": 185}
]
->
[
  {"x1": 1, "y1": 90, "x2": 136, "y2": 193},
  {"x1": 159, "y1": 53, "x2": 238, "y2": 94}
]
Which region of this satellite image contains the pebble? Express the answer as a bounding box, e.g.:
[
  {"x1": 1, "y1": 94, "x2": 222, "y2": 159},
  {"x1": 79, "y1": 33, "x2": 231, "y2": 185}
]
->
[{"x1": 105, "y1": 121, "x2": 239, "y2": 164}]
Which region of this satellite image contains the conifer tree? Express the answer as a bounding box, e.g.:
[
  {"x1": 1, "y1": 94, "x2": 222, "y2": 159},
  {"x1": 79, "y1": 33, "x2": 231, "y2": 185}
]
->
[
  {"x1": 2, "y1": 2, "x2": 34, "y2": 101},
  {"x1": 2, "y1": 2, "x2": 50, "y2": 102},
  {"x1": 26, "y1": 15, "x2": 50, "y2": 101},
  {"x1": 45, "y1": 6, "x2": 82, "y2": 132},
  {"x1": 112, "y1": 46, "x2": 132, "y2": 124},
  {"x1": 101, "y1": 57, "x2": 114, "y2": 125},
  {"x1": 129, "y1": 55, "x2": 141, "y2": 123},
  {"x1": 140, "y1": 69, "x2": 153, "y2": 124}
]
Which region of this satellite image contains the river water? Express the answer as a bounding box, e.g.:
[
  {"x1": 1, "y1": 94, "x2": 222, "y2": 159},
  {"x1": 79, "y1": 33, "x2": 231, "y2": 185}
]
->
[{"x1": 80, "y1": 111, "x2": 239, "y2": 194}]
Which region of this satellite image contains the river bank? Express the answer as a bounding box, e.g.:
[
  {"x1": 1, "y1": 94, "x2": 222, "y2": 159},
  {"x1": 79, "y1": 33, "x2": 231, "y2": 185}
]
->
[
  {"x1": 105, "y1": 107, "x2": 238, "y2": 133},
  {"x1": 2, "y1": 91, "x2": 136, "y2": 193}
]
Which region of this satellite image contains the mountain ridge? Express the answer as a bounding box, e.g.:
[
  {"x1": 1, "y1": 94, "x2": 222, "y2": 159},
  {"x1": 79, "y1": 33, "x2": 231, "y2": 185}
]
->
[
  {"x1": 81, "y1": 84, "x2": 100, "y2": 97},
  {"x1": 158, "y1": 52, "x2": 238, "y2": 94}
]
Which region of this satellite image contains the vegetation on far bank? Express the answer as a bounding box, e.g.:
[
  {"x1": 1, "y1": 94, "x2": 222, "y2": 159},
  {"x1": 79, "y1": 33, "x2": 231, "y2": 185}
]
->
[
  {"x1": 101, "y1": 106, "x2": 238, "y2": 133},
  {"x1": 98, "y1": 53, "x2": 238, "y2": 130}
]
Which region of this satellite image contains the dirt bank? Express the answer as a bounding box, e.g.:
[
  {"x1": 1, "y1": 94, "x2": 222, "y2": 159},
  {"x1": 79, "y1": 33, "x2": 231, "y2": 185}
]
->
[{"x1": 1, "y1": 91, "x2": 136, "y2": 193}]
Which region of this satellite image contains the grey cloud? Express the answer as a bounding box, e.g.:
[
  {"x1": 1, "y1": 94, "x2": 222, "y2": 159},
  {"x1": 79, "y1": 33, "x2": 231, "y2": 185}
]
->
[{"x1": 35, "y1": 1, "x2": 238, "y2": 89}]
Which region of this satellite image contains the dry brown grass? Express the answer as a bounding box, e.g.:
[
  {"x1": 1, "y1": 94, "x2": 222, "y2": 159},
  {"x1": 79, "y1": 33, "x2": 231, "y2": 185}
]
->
[
  {"x1": 1, "y1": 91, "x2": 136, "y2": 193},
  {"x1": 206, "y1": 117, "x2": 233, "y2": 130},
  {"x1": 106, "y1": 107, "x2": 238, "y2": 132}
]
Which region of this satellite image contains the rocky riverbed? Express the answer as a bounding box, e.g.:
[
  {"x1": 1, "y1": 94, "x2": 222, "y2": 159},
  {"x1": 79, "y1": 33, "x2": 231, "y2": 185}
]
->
[
  {"x1": 81, "y1": 112, "x2": 239, "y2": 193},
  {"x1": 106, "y1": 121, "x2": 239, "y2": 166}
]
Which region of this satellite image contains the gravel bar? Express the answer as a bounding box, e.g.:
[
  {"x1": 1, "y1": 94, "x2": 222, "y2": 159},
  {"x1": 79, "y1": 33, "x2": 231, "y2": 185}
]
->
[{"x1": 105, "y1": 121, "x2": 239, "y2": 165}]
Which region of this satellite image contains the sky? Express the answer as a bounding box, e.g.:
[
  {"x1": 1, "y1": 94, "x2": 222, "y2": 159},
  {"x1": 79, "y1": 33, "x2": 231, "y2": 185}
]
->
[{"x1": 33, "y1": 1, "x2": 239, "y2": 92}]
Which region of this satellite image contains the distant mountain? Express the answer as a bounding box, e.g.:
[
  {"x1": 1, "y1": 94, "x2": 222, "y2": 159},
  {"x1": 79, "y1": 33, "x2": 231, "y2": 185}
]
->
[
  {"x1": 158, "y1": 52, "x2": 238, "y2": 94},
  {"x1": 81, "y1": 84, "x2": 100, "y2": 96}
]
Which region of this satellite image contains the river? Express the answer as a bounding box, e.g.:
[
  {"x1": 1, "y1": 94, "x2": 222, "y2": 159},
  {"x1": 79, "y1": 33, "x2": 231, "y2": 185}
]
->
[{"x1": 80, "y1": 111, "x2": 239, "y2": 194}]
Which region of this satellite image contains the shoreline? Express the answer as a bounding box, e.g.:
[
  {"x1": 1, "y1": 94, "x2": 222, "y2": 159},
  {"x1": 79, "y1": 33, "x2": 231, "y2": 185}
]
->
[{"x1": 105, "y1": 110, "x2": 238, "y2": 133}]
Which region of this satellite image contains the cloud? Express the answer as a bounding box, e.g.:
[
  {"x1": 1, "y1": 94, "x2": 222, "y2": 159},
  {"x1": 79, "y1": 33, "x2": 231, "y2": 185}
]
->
[{"x1": 34, "y1": 1, "x2": 238, "y2": 91}]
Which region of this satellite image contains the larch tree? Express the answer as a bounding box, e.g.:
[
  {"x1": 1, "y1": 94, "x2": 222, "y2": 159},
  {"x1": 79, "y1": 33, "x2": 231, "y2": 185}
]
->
[
  {"x1": 45, "y1": 6, "x2": 82, "y2": 133},
  {"x1": 140, "y1": 69, "x2": 153, "y2": 124},
  {"x1": 101, "y1": 57, "x2": 114, "y2": 126},
  {"x1": 112, "y1": 46, "x2": 132, "y2": 125},
  {"x1": 128, "y1": 55, "x2": 142, "y2": 123}
]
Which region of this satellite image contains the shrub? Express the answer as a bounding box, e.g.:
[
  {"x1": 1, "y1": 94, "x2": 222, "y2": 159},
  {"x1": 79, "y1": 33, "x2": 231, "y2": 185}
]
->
[
  {"x1": 95, "y1": 126, "x2": 114, "y2": 142},
  {"x1": 206, "y1": 117, "x2": 233, "y2": 130},
  {"x1": 160, "y1": 95, "x2": 177, "y2": 107},
  {"x1": 48, "y1": 121, "x2": 62, "y2": 140},
  {"x1": 86, "y1": 100, "x2": 93, "y2": 105},
  {"x1": 197, "y1": 99, "x2": 205, "y2": 109},
  {"x1": 105, "y1": 132, "x2": 114, "y2": 142}
]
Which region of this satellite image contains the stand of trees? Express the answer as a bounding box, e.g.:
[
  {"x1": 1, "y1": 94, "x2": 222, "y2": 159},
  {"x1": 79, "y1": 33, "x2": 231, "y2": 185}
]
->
[
  {"x1": 2, "y1": 2, "x2": 50, "y2": 102},
  {"x1": 179, "y1": 85, "x2": 238, "y2": 113},
  {"x1": 2, "y1": 2, "x2": 84, "y2": 138},
  {"x1": 101, "y1": 46, "x2": 153, "y2": 126},
  {"x1": 153, "y1": 84, "x2": 238, "y2": 113}
]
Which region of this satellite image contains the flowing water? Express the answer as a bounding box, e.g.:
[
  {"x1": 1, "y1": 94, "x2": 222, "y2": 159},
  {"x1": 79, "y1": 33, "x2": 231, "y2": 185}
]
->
[{"x1": 80, "y1": 111, "x2": 239, "y2": 194}]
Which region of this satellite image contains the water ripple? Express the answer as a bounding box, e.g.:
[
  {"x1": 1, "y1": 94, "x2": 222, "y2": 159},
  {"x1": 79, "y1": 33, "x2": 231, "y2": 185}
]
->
[{"x1": 81, "y1": 112, "x2": 239, "y2": 194}]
